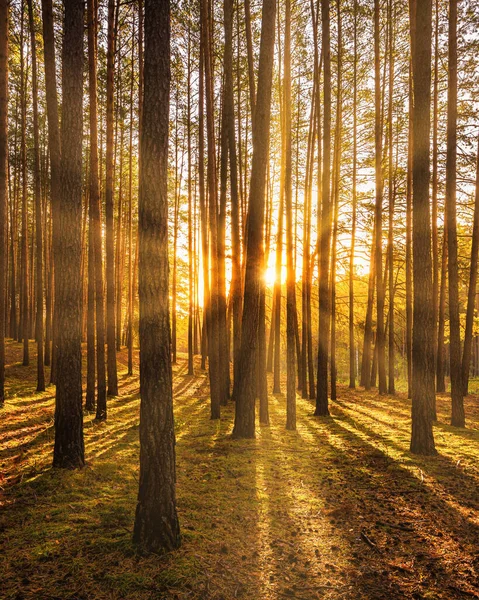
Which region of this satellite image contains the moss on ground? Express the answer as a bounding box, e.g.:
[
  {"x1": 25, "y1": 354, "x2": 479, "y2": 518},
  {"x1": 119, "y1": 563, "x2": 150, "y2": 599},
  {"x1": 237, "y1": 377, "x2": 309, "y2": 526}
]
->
[{"x1": 1, "y1": 339, "x2": 479, "y2": 599}]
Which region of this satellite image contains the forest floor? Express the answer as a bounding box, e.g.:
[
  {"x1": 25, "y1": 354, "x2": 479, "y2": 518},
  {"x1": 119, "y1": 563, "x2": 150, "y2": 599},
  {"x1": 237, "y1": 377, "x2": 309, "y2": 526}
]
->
[{"x1": 1, "y1": 340, "x2": 479, "y2": 600}]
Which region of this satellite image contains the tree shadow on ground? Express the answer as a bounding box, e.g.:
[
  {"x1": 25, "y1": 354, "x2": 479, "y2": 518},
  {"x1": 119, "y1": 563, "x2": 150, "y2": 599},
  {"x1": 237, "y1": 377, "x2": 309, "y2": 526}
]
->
[{"x1": 2, "y1": 352, "x2": 479, "y2": 599}]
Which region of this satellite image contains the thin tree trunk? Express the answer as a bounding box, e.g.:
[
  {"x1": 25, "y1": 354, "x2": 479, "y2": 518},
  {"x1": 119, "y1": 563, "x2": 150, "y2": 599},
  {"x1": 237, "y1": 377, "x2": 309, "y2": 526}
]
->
[
  {"x1": 406, "y1": 61, "x2": 413, "y2": 399},
  {"x1": 233, "y1": 0, "x2": 276, "y2": 438},
  {"x1": 285, "y1": 0, "x2": 295, "y2": 430},
  {"x1": 360, "y1": 235, "x2": 375, "y2": 389},
  {"x1": 349, "y1": 0, "x2": 357, "y2": 390},
  {"x1": 461, "y1": 134, "x2": 479, "y2": 397},
  {"x1": 387, "y1": 0, "x2": 395, "y2": 395},
  {"x1": 20, "y1": 5, "x2": 29, "y2": 368},
  {"x1": 28, "y1": 0, "x2": 45, "y2": 392},
  {"x1": 172, "y1": 99, "x2": 179, "y2": 364},
  {"x1": 225, "y1": 0, "x2": 241, "y2": 390},
  {"x1": 218, "y1": 90, "x2": 230, "y2": 403},
  {"x1": 431, "y1": 0, "x2": 439, "y2": 389},
  {"x1": 198, "y1": 41, "x2": 209, "y2": 372},
  {"x1": 330, "y1": 0, "x2": 342, "y2": 403},
  {"x1": 301, "y1": 35, "x2": 317, "y2": 398},
  {"x1": 374, "y1": 0, "x2": 387, "y2": 395},
  {"x1": 115, "y1": 98, "x2": 124, "y2": 353},
  {"x1": 187, "y1": 25, "x2": 194, "y2": 376},
  {"x1": 201, "y1": 0, "x2": 223, "y2": 417},
  {"x1": 437, "y1": 229, "x2": 447, "y2": 392},
  {"x1": 315, "y1": 0, "x2": 331, "y2": 417},
  {"x1": 445, "y1": 0, "x2": 465, "y2": 428},
  {"x1": 0, "y1": 0, "x2": 7, "y2": 405},
  {"x1": 87, "y1": 0, "x2": 107, "y2": 418},
  {"x1": 86, "y1": 188, "x2": 96, "y2": 411},
  {"x1": 105, "y1": 0, "x2": 118, "y2": 395},
  {"x1": 41, "y1": 0, "x2": 61, "y2": 385},
  {"x1": 8, "y1": 99, "x2": 17, "y2": 342},
  {"x1": 127, "y1": 13, "x2": 135, "y2": 377}
]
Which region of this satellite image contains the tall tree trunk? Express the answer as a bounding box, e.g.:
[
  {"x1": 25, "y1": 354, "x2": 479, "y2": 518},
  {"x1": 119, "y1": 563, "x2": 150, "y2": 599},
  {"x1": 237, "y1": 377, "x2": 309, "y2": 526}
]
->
[
  {"x1": 301, "y1": 24, "x2": 317, "y2": 399},
  {"x1": 201, "y1": 0, "x2": 223, "y2": 417},
  {"x1": 232, "y1": 0, "x2": 276, "y2": 438},
  {"x1": 437, "y1": 230, "x2": 447, "y2": 392},
  {"x1": 404, "y1": 59, "x2": 414, "y2": 400},
  {"x1": 218, "y1": 88, "x2": 230, "y2": 403},
  {"x1": 224, "y1": 0, "x2": 241, "y2": 390},
  {"x1": 360, "y1": 236, "x2": 375, "y2": 389},
  {"x1": 127, "y1": 14, "x2": 135, "y2": 377},
  {"x1": 20, "y1": 5, "x2": 29, "y2": 368},
  {"x1": 409, "y1": 0, "x2": 436, "y2": 455},
  {"x1": 28, "y1": 0, "x2": 45, "y2": 392},
  {"x1": 86, "y1": 198, "x2": 96, "y2": 411},
  {"x1": 41, "y1": 0, "x2": 62, "y2": 386},
  {"x1": 187, "y1": 25, "x2": 194, "y2": 376},
  {"x1": 105, "y1": 0, "x2": 118, "y2": 396},
  {"x1": 461, "y1": 134, "x2": 479, "y2": 396},
  {"x1": 0, "y1": 0, "x2": 7, "y2": 405},
  {"x1": 87, "y1": 0, "x2": 107, "y2": 419},
  {"x1": 53, "y1": 0, "x2": 85, "y2": 469},
  {"x1": 8, "y1": 104, "x2": 17, "y2": 342},
  {"x1": 115, "y1": 102, "x2": 124, "y2": 353},
  {"x1": 431, "y1": 0, "x2": 439, "y2": 391},
  {"x1": 244, "y1": 0, "x2": 256, "y2": 116},
  {"x1": 349, "y1": 0, "x2": 357, "y2": 390},
  {"x1": 387, "y1": 0, "x2": 395, "y2": 395},
  {"x1": 315, "y1": 0, "x2": 331, "y2": 417},
  {"x1": 44, "y1": 204, "x2": 52, "y2": 365},
  {"x1": 198, "y1": 41, "x2": 209, "y2": 372},
  {"x1": 285, "y1": 0, "x2": 295, "y2": 430},
  {"x1": 445, "y1": 0, "x2": 465, "y2": 428},
  {"x1": 133, "y1": 0, "x2": 180, "y2": 553},
  {"x1": 172, "y1": 101, "x2": 180, "y2": 364},
  {"x1": 374, "y1": 0, "x2": 387, "y2": 395},
  {"x1": 330, "y1": 0, "x2": 342, "y2": 403}
]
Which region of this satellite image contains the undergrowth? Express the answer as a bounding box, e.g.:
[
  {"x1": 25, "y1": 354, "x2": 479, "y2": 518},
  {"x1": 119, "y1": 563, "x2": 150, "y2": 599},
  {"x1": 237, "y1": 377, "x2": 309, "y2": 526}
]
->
[{"x1": 1, "y1": 340, "x2": 479, "y2": 599}]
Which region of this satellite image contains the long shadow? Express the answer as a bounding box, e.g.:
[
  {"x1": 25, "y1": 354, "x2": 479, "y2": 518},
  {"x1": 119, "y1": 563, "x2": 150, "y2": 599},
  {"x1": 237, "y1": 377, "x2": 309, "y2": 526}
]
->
[
  {"x1": 171, "y1": 392, "x2": 264, "y2": 597},
  {"x1": 299, "y1": 412, "x2": 479, "y2": 599},
  {"x1": 330, "y1": 396, "x2": 479, "y2": 512}
]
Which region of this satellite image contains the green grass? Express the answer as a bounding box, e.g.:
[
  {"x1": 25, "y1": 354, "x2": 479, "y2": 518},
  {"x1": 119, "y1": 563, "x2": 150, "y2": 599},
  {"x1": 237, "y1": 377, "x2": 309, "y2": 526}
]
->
[{"x1": 1, "y1": 339, "x2": 479, "y2": 599}]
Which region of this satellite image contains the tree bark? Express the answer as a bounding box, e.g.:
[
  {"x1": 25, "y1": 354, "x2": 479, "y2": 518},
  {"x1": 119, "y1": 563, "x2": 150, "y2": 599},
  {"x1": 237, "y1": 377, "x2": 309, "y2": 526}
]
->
[
  {"x1": 20, "y1": 6, "x2": 29, "y2": 368},
  {"x1": 232, "y1": 0, "x2": 276, "y2": 438},
  {"x1": 187, "y1": 25, "x2": 194, "y2": 376},
  {"x1": 349, "y1": 0, "x2": 358, "y2": 390},
  {"x1": 315, "y1": 0, "x2": 331, "y2": 417},
  {"x1": 87, "y1": 0, "x2": 107, "y2": 419},
  {"x1": 133, "y1": 0, "x2": 180, "y2": 553},
  {"x1": 0, "y1": 0, "x2": 7, "y2": 405},
  {"x1": 41, "y1": 0, "x2": 62, "y2": 386},
  {"x1": 285, "y1": 0, "x2": 295, "y2": 430},
  {"x1": 126, "y1": 13, "x2": 135, "y2": 377},
  {"x1": 445, "y1": 0, "x2": 465, "y2": 428},
  {"x1": 374, "y1": 0, "x2": 387, "y2": 395},
  {"x1": 105, "y1": 0, "x2": 118, "y2": 396},
  {"x1": 437, "y1": 230, "x2": 447, "y2": 392},
  {"x1": 431, "y1": 0, "x2": 439, "y2": 396},
  {"x1": 224, "y1": 0, "x2": 242, "y2": 390},
  {"x1": 330, "y1": 0, "x2": 342, "y2": 403},
  {"x1": 461, "y1": 134, "x2": 479, "y2": 397},
  {"x1": 28, "y1": 0, "x2": 45, "y2": 392},
  {"x1": 409, "y1": 0, "x2": 436, "y2": 455},
  {"x1": 53, "y1": 0, "x2": 85, "y2": 469},
  {"x1": 387, "y1": 0, "x2": 395, "y2": 395}
]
